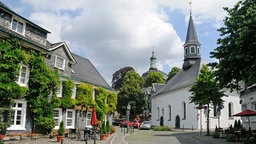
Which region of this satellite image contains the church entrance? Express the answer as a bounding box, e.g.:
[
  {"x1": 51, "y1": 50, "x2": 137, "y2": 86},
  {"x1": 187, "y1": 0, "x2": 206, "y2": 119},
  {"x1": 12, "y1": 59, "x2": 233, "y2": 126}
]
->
[{"x1": 175, "y1": 115, "x2": 180, "y2": 128}]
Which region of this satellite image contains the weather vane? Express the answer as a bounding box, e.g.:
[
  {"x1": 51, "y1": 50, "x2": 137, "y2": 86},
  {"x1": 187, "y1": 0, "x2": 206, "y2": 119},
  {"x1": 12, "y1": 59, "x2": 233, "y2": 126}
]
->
[{"x1": 189, "y1": 1, "x2": 192, "y2": 16}]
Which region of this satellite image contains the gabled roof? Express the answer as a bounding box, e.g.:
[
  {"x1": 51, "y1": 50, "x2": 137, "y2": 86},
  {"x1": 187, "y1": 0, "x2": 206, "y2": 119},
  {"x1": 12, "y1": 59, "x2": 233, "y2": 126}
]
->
[
  {"x1": 71, "y1": 53, "x2": 112, "y2": 90},
  {"x1": 0, "y1": 2, "x2": 50, "y2": 34},
  {"x1": 152, "y1": 59, "x2": 201, "y2": 97},
  {"x1": 49, "y1": 42, "x2": 77, "y2": 64},
  {"x1": 152, "y1": 83, "x2": 165, "y2": 93}
]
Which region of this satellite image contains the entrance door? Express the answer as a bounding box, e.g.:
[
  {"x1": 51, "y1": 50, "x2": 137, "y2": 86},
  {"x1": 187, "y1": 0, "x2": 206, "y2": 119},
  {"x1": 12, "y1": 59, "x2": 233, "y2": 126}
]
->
[{"x1": 175, "y1": 115, "x2": 180, "y2": 128}]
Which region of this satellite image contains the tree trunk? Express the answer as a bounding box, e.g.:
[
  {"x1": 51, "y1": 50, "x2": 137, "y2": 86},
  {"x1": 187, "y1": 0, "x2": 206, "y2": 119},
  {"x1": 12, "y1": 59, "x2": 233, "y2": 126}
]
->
[{"x1": 206, "y1": 103, "x2": 210, "y2": 136}]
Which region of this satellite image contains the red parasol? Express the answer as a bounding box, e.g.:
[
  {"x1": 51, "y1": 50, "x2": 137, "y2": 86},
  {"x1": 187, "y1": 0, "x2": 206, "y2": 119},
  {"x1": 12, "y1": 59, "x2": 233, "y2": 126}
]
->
[
  {"x1": 233, "y1": 110, "x2": 256, "y2": 116},
  {"x1": 90, "y1": 108, "x2": 98, "y2": 126},
  {"x1": 233, "y1": 109, "x2": 256, "y2": 129}
]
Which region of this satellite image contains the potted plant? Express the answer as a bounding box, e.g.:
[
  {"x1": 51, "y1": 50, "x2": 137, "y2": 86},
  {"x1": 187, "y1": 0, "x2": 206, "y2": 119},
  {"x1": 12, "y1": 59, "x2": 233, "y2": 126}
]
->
[
  {"x1": 101, "y1": 121, "x2": 107, "y2": 140},
  {"x1": 57, "y1": 121, "x2": 65, "y2": 142},
  {"x1": 106, "y1": 120, "x2": 111, "y2": 136}
]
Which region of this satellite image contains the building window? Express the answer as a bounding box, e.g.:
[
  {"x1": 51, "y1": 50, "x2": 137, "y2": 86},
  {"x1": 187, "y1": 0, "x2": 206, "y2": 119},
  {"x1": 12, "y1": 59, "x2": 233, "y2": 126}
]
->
[
  {"x1": 168, "y1": 105, "x2": 171, "y2": 121},
  {"x1": 55, "y1": 56, "x2": 65, "y2": 70},
  {"x1": 17, "y1": 65, "x2": 29, "y2": 86},
  {"x1": 185, "y1": 47, "x2": 188, "y2": 55},
  {"x1": 54, "y1": 108, "x2": 62, "y2": 129},
  {"x1": 182, "y1": 102, "x2": 186, "y2": 120},
  {"x1": 11, "y1": 18, "x2": 24, "y2": 34},
  {"x1": 190, "y1": 46, "x2": 195, "y2": 54},
  {"x1": 8, "y1": 100, "x2": 27, "y2": 130},
  {"x1": 86, "y1": 112, "x2": 92, "y2": 127},
  {"x1": 72, "y1": 84, "x2": 77, "y2": 98},
  {"x1": 157, "y1": 107, "x2": 160, "y2": 121},
  {"x1": 228, "y1": 102, "x2": 234, "y2": 118},
  {"x1": 66, "y1": 109, "x2": 75, "y2": 128},
  {"x1": 56, "y1": 81, "x2": 63, "y2": 97},
  {"x1": 197, "y1": 47, "x2": 200, "y2": 54}
]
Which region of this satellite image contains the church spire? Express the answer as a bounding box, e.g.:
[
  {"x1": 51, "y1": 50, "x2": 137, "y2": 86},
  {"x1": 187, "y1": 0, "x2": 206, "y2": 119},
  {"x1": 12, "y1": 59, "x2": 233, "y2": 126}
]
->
[
  {"x1": 182, "y1": 2, "x2": 201, "y2": 70},
  {"x1": 150, "y1": 51, "x2": 157, "y2": 70}
]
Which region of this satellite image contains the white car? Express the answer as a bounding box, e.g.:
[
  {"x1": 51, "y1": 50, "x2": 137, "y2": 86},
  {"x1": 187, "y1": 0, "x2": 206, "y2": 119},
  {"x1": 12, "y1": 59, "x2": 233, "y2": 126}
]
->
[{"x1": 139, "y1": 121, "x2": 151, "y2": 130}]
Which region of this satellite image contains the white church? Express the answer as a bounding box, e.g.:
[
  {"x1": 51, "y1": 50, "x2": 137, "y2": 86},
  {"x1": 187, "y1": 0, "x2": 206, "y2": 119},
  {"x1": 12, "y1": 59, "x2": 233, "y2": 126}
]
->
[{"x1": 150, "y1": 12, "x2": 241, "y2": 130}]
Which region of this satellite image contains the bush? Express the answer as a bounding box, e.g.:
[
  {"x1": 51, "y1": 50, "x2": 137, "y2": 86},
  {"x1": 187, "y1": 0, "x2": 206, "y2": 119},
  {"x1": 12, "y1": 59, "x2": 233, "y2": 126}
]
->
[
  {"x1": 106, "y1": 121, "x2": 111, "y2": 133},
  {"x1": 153, "y1": 126, "x2": 173, "y2": 131},
  {"x1": 212, "y1": 132, "x2": 220, "y2": 138},
  {"x1": 58, "y1": 121, "x2": 64, "y2": 136},
  {"x1": 226, "y1": 134, "x2": 236, "y2": 142}
]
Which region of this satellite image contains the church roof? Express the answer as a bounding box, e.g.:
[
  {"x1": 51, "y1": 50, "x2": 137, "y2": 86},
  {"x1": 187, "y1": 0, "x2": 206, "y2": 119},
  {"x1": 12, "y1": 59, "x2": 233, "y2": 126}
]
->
[
  {"x1": 71, "y1": 53, "x2": 112, "y2": 90},
  {"x1": 152, "y1": 59, "x2": 201, "y2": 97}
]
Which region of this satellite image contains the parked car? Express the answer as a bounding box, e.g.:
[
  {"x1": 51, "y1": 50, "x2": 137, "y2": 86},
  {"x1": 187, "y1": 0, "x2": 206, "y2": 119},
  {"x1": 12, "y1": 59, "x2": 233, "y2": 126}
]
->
[
  {"x1": 133, "y1": 120, "x2": 141, "y2": 128},
  {"x1": 120, "y1": 120, "x2": 133, "y2": 127},
  {"x1": 112, "y1": 119, "x2": 123, "y2": 126},
  {"x1": 139, "y1": 121, "x2": 151, "y2": 130}
]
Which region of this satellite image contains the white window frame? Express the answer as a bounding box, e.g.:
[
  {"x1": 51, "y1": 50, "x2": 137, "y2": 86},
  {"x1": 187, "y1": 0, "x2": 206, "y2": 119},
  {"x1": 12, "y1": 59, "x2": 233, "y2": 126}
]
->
[
  {"x1": 66, "y1": 109, "x2": 75, "y2": 129},
  {"x1": 54, "y1": 56, "x2": 65, "y2": 70},
  {"x1": 7, "y1": 100, "x2": 27, "y2": 131},
  {"x1": 56, "y1": 81, "x2": 63, "y2": 97},
  {"x1": 11, "y1": 18, "x2": 25, "y2": 34},
  {"x1": 53, "y1": 108, "x2": 62, "y2": 129},
  {"x1": 17, "y1": 64, "x2": 29, "y2": 87},
  {"x1": 72, "y1": 84, "x2": 76, "y2": 99}
]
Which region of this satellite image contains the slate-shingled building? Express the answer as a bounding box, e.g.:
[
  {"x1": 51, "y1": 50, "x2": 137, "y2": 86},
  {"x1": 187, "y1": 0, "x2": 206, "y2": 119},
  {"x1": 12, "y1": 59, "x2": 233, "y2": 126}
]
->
[{"x1": 0, "y1": 2, "x2": 113, "y2": 133}]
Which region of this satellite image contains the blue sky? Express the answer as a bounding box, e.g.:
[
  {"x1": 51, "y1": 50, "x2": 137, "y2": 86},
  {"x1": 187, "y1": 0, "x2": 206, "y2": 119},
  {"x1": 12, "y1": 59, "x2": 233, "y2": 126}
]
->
[{"x1": 1, "y1": 0, "x2": 239, "y2": 84}]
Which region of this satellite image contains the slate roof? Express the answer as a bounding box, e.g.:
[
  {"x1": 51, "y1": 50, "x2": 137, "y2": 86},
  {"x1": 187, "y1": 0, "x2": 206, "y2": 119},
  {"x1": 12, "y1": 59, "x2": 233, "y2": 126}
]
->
[
  {"x1": 185, "y1": 15, "x2": 200, "y2": 45},
  {"x1": 152, "y1": 59, "x2": 201, "y2": 97},
  {"x1": 71, "y1": 53, "x2": 112, "y2": 90}
]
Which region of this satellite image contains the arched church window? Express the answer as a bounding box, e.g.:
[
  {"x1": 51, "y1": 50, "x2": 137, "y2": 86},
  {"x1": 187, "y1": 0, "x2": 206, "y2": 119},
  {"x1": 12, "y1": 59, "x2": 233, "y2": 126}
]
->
[
  {"x1": 190, "y1": 46, "x2": 195, "y2": 54},
  {"x1": 185, "y1": 47, "x2": 188, "y2": 55},
  {"x1": 182, "y1": 102, "x2": 186, "y2": 120},
  {"x1": 157, "y1": 107, "x2": 160, "y2": 121},
  {"x1": 228, "y1": 102, "x2": 233, "y2": 118},
  {"x1": 168, "y1": 105, "x2": 171, "y2": 121}
]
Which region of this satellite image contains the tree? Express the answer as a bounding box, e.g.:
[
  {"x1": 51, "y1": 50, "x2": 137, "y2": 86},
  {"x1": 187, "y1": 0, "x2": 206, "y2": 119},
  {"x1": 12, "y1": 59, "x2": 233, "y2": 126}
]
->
[
  {"x1": 117, "y1": 70, "x2": 145, "y2": 117},
  {"x1": 189, "y1": 65, "x2": 225, "y2": 136},
  {"x1": 210, "y1": 0, "x2": 256, "y2": 90},
  {"x1": 167, "y1": 67, "x2": 181, "y2": 81},
  {"x1": 111, "y1": 67, "x2": 134, "y2": 90},
  {"x1": 144, "y1": 71, "x2": 165, "y2": 87}
]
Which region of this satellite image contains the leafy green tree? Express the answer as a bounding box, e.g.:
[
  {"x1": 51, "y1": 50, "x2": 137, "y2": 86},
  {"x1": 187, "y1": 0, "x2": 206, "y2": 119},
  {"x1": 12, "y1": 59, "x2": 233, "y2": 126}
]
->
[
  {"x1": 117, "y1": 70, "x2": 145, "y2": 117},
  {"x1": 189, "y1": 65, "x2": 225, "y2": 136},
  {"x1": 111, "y1": 67, "x2": 134, "y2": 90},
  {"x1": 144, "y1": 71, "x2": 165, "y2": 87},
  {"x1": 167, "y1": 67, "x2": 181, "y2": 81},
  {"x1": 27, "y1": 52, "x2": 60, "y2": 134},
  {"x1": 210, "y1": 0, "x2": 256, "y2": 90}
]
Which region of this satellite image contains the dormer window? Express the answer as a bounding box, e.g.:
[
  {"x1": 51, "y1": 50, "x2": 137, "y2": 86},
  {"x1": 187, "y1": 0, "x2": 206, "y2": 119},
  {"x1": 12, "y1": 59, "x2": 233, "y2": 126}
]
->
[
  {"x1": 11, "y1": 18, "x2": 24, "y2": 34},
  {"x1": 55, "y1": 56, "x2": 65, "y2": 70}
]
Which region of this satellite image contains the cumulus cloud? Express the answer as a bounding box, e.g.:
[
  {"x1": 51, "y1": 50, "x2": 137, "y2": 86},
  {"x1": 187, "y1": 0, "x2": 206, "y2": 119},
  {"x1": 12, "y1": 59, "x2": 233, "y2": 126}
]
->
[{"x1": 18, "y1": 0, "x2": 239, "y2": 84}]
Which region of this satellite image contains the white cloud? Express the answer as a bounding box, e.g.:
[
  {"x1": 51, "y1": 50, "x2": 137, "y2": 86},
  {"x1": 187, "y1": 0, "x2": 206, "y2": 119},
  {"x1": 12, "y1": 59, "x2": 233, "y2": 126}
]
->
[{"x1": 19, "y1": 0, "x2": 239, "y2": 85}]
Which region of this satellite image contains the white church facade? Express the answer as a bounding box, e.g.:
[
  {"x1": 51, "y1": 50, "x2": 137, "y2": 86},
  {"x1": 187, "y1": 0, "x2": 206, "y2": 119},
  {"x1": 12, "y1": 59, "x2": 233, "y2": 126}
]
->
[{"x1": 151, "y1": 13, "x2": 241, "y2": 130}]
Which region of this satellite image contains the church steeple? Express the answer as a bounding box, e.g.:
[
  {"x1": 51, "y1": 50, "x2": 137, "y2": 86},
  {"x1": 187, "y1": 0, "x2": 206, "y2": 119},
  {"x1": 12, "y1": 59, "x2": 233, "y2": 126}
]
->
[
  {"x1": 182, "y1": 2, "x2": 201, "y2": 70},
  {"x1": 150, "y1": 51, "x2": 157, "y2": 70}
]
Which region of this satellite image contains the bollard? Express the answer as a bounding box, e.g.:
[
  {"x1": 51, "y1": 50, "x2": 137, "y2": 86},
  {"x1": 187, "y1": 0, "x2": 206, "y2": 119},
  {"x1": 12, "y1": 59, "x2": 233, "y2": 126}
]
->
[
  {"x1": 192, "y1": 125, "x2": 193, "y2": 131},
  {"x1": 61, "y1": 138, "x2": 63, "y2": 144},
  {"x1": 183, "y1": 125, "x2": 184, "y2": 131}
]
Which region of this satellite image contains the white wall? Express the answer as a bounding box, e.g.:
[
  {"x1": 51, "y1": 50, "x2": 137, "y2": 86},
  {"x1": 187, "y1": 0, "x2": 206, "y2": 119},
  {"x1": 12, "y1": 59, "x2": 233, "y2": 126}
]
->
[{"x1": 151, "y1": 87, "x2": 241, "y2": 130}]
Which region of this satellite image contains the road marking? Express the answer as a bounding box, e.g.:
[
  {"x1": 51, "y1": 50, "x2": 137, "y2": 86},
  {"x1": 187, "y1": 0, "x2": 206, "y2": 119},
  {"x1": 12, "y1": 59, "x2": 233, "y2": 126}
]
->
[
  {"x1": 110, "y1": 134, "x2": 118, "y2": 144},
  {"x1": 122, "y1": 134, "x2": 129, "y2": 144}
]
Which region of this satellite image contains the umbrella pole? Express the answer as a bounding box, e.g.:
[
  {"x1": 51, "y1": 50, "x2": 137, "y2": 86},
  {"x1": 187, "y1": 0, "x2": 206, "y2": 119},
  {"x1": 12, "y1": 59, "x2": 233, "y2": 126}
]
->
[{"x1": 94, "y1": 127, "x2": 96, "y2": 144}]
